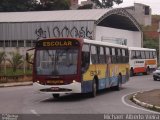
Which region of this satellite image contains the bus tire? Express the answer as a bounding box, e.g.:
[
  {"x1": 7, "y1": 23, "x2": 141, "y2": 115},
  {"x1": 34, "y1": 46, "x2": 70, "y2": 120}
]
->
[
  {"x1": 90, "y1": 78, "x2": 97, "y2": 97},
  {"x1": 145, "y1": 67, "x2": 150, "y2": 75},
  {"x1": 52, "y1": 94, "x2": 60, "y2": 99},
  {"x1": 114, "y1": 74, "x2": 122, "y2": 91},
  {"x1": 130, "y1": 69, "x2": 134, "y2": 77}
]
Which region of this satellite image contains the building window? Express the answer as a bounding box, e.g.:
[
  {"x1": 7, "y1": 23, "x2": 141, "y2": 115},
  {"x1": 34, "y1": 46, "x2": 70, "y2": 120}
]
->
[
  {"x1": 0, "y1": 41, "x2": 4, "y2": 47},
  {"x1": 11, "y1": 40, "x2": 18, "y2": 47},
  {"x1": 145, "y1": 6, "x2": 149, "y2": 15},
  {"x1": 32, "y1": 40, "x2": 37, "y2": 47},
  {"x1": 5, "y1": 40, "x2": 11, "y2": 47},
  {"x1": 26, "y1": 40, "x2": 32, "y2": 47},
  {"x1": 18, "y1": 40, "x2": 24, "y2": 47}
]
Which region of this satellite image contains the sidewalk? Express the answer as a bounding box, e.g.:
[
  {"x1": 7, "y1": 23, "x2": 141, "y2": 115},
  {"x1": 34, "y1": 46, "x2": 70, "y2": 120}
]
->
[
  {"x1": 132, "y1": 89, "x2": 160, "y2": 112},
  {"x1": 0, "y1": 81, "x2": 33, "y2": 88}
]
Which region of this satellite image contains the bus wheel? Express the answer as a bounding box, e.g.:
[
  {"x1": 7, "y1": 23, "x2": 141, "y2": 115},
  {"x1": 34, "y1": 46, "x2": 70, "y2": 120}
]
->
[
  {"x1": 52, "y1": 94, "x2": 60, "y2": 99},
  {"x1": 90, "y1": 79, "x2": 97, "y2": 97},
  {"x1": 114, "y1": 75, "x2": 122, "y2": 91},
  {"x1": 130, "y1": 69, "x2": 134, "y2": 77},
  {"x1": 146, "y1": 67, "x2": 150, "y2": 75}
]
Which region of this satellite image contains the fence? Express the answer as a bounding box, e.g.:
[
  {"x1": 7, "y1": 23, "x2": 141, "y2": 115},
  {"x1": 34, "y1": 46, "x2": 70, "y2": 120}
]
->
[{"x1": 0, "y1": 65, "x2": 32, "y2": 83}]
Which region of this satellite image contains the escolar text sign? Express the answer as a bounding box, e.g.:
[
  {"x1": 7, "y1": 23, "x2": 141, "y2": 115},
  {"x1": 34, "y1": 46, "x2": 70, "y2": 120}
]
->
[{"x1": 36, "y1": 40, "x2": 80, "y2": 47}]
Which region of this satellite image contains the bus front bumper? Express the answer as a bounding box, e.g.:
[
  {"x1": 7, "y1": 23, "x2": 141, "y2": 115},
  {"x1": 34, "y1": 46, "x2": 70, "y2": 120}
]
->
[{"x1": 33, "y1": 82, "x2": 81, "y2": 94}]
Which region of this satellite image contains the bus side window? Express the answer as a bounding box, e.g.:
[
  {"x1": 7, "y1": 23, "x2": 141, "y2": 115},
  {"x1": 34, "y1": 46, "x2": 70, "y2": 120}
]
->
[
  {"x1": 117, "y1": 48, "x2": 122, "y2": 63},
  {"x1": 111, "y1": 47, "x2": 116, "y2": 63},
  {"x1": 91, "y1": 45, "x2": 98, "y2": 64},
  {"x1": 125, "y1": 49, "x2": 129, "y2": 63},
  {"x1": 82, "y1": 44, "x2": 90, "y2": 73},
  {"x1": 141, "y1": 51, "x2": 145, "y2": 59},
  {"x1": 136, "y1": 51, "x2": 141, "y2": 59},
  {"x1": 153, "y1": 51, "x2": 157, "y2": 58},
  {"x1": 149, "y1": 51, "x2": 153, "y2": 59},
  {"x1": 105, "y1": 47, "x2": 111, "y2": 63},
  {"x1": 99, "y1": 46, "x2": 105, "y2": 64},
  {"x1": 122, "y1": 49, "x2": 125, "y2": 63},
  {"x1": 131, "y1": 50, "x2": 136, "y2": 59},
  {"x1": 145, "y1": 51, "x2": 149, "y2": 59}
]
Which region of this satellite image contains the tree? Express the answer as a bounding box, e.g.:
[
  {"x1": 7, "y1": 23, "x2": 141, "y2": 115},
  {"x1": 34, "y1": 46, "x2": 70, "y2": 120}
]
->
[
  {"x1": 91, "y1": 0, "x2": 123, "y2": 8},
  {"x1": 7, "y1": 52, "x2": 23, "y2": 73},
  {"x1": 0, "y1": 52, "x2": 6, "y2": 74},
  {"x1": 78, "y1": 4, "x2": 93, "y2": 9},
  {"x1": 0, "y1": 0, "x2": 38, "y2": 12},
  {"x1": 38, "y1": 0, "x2": 70, "y2": 11},
  {"x1": 143, "y1": 35, "x2": 159, "y2": 61},
  {"x1": 0, "y1": 0, "x2": 70, "y2": 12}
]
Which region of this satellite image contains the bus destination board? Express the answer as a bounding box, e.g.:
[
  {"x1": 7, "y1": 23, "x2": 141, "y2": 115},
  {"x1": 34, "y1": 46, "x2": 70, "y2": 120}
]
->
[{"x1": 36, "y1": 40, "x2": 80, "y2": 47}]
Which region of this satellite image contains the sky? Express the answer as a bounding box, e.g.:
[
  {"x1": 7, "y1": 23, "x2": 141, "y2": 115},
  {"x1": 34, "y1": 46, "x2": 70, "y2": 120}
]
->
[{"x1": 79, "y1": 0, "x2": 160, "y2": 15}]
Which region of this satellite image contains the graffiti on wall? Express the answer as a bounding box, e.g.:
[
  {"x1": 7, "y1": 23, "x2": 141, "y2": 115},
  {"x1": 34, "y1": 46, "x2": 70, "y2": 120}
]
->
[{"x1": 35, "y1": 26, "x2": 93, "y2": 40}]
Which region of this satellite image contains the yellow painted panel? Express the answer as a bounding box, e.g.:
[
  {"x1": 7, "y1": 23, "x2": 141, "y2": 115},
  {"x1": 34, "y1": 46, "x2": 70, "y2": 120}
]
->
[
  {"x1": 82, "y1": 63, "x2": 129, "y2": 81},
  {"x1": 83, "y1": 65, "x2": 96, "y2": 81},
  {"x1": 109, "y1": 64, "x2": 130, "y2": 77}
]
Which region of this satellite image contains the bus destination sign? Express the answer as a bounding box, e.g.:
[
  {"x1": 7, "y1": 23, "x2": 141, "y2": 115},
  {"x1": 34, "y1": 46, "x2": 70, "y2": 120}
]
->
[{"x1": 37, "y1": 40, "x2": 80, "y2": 47}]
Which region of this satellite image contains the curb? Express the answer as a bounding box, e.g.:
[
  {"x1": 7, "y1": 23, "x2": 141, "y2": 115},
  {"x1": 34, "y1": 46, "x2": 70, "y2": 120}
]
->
[
  {"x1": 132, "y1": 92, "x2": 160, "y2": 112},
  {"x1": 0, "y1": 82, "x2": 33, "y2": 88}
]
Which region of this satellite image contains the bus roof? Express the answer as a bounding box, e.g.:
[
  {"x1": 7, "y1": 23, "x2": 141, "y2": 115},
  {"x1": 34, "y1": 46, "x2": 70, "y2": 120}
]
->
[
  {"x1": 37, "y1": 38, "x2": 128, "y2": 49},
  {"x1": 128, "y1": 47, "x2": 156, "y2": 51},
  {"x1": 84, "y1": 39, "x2": 128, "y2": 49}
]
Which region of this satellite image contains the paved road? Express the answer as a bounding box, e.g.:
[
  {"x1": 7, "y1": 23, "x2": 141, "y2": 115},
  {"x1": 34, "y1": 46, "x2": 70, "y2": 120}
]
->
[{"x1": 0, "y1": 75, "x2": 160, "y2": 115}]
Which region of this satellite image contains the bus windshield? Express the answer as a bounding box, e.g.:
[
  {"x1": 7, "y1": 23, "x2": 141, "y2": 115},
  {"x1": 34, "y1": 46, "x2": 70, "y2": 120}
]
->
[{"x1": 36, "y1": 48, "x2": 78, "y2": 75}]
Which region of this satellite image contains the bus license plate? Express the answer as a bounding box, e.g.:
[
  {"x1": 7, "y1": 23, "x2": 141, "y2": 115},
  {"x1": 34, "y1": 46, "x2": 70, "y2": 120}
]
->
[{"x1": 51, "y1": 87, "x2": 59, "y2": 91}]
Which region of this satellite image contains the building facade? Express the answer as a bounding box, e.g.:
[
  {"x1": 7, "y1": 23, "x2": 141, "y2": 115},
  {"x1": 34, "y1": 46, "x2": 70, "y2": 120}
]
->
[{"x1": 0, "y1": 8, "x2": 142, "y2": 56}]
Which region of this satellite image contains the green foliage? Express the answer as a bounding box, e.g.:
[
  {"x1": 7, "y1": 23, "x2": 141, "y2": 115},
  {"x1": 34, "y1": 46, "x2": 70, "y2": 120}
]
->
[
  {"x1": 91, "y1": 0, "x2": 123, "y2": 8},
  {"x1": 7, "y1": 52, "x2": 23, "y2": 72},
  {"x1": 39, "y1": 0, "x2": 70, "y2": 11},
  {"x1": 0, "y1": 0, "x2": 38, "y2": 12},
  {"x1": 0, "y1": 0, "x2": 70, "y2": 12},
  {"x1": 0, "y1": 52, "x2": 6, "y2": 73},
  {"x1": 0, "y1": 52, "x2": 5, "y2": 65},
  {"x1": 143, "y1": 35, "x2": 159, "y2": 60},
  {"x1": 143, "y1": 34, "x2": 158, "y2": 48},
  {"x1": 78, "y1": 4, "x2": 93, "y2": 9},
  {"x1": 0, "y1": 68, "x2": 32, "y2": 76},
  {"x1": 143, "y1": 38, "x2": 158, "y2": 49}
]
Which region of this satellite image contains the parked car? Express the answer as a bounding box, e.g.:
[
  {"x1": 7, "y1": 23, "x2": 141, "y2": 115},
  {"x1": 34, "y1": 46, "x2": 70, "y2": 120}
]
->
[{"x1": 153, "y1": 67, "x2": 160, "y2": 81}]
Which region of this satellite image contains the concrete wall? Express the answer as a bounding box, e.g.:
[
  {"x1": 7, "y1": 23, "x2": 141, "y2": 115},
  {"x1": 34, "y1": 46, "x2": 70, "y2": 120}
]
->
[
  {"x1": 125, "y1": 3, "x2": 152, "y2": 26},
  {"x1": 95, "y1": 26, "x2": 142, "y2": 47}
]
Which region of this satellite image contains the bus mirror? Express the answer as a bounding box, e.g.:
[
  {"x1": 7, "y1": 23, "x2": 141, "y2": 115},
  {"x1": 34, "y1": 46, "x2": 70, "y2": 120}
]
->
[{"x1": 26, "y1": 52, "x2": 33, "y2": 64}]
